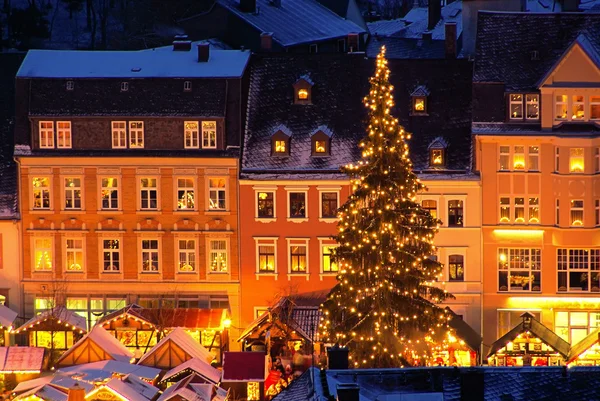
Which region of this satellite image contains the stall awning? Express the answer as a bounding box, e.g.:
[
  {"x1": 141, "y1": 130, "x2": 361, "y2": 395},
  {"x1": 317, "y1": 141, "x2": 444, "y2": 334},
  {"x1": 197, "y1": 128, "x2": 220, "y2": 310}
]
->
[
  {"x1": 13, "y1": 307, "x2": 87, "y2": 333},
  {"x1": 0, "y1": 347, "x2": 45, "y2": 373},
  {"x1": 0, "y1": 305, "x2": 18, "y2": 329},
  {"x1": 447, "y1": 310, "x2": 482, "y2": 352},
  {"x1": 567, "y1": 329, "x2": 600, "y2": 363}
]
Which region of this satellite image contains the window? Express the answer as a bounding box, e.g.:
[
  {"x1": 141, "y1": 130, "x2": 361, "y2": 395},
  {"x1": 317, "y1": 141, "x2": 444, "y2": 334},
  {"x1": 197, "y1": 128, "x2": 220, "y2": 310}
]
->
[
  {"x1": 498, "y1": 248, "x2": 541, "y2": 292},
  {"x1": 66, "y1": 239, "x2": 83, "y2": 271},
  {"x1": 555, "y1": 95, "x2": 567, "y2": 120},
  {"x1": 525, "y1": 94, "x2": 539, "y2": 120},
  {"x1": 430, "y1": 149, "x2": 444, "y2": 166},
  {"x1": 309, "y1": 44, "x2": 318, "y2": 53},
  {"x1": 528, "y1": 197, "x2": 539, "y2": 224},
  {"x1": 101, "y1": 178, "x2": 119, "y2": 210},
  {"x1": 129, "y1": 121, "x2": 144, "y2": 148},
  {"x1": 57, "y1": 122, "x2": 71, "y2": 148},
  {"x1": 297, "y1": 89, "x2": 308, "y2": 100},
  {"x1": 177, "y1": 178, "x2": 195, "y2": 210},
  {"x1": 500, "y1": 197, "x2": 510, "y2": 223},
  {"x1": 39, "y1": 121, "x2": 54, "y2": 148},
  {"x1": 311, "y1": 131, "x2": 330, "y2": 156},
  {"x1": 413, "y1": 96, "x2": 427, "y2": 113},
  {"x1": 183, "y1": 81, "x2": 192, "y2": 92},
  {"x1": 274, "y1": 140, "x2": 287, "y2": 153},
  {"x1": 248, "y1": 382, "x2": 260, "y2": 401},
  {"x1": 202, "y1": 121, "x2": 217, "y2": 149},
  {"x1": 322, "y1": 245, "x2": 338, "y2": 273},
  {"x1": 448, "y1": 255, "x2": 464, "y2": 282},
  {"x1": 178, "y1": 240, "x2": 196, "y2": 272},
  {"x1": 514, "y1": 197, "x2": 525, "y2": 223},
  {"x1": 66, "y1": 81, "x2": 74, "y2": 91},
  {"x1": 557, "y1": 249, "x2": 600, "y2": 292},
  {"x1": 64, "y1": 178, "x2": 82, "y2": 209},
  {"x1": 512, "y1": 146, "x2": 526, "y2": 170},
  {"x1": 555, "y1": 147, "x2": 560, "y2": 172},
  {"x1": 184, "y1": 121, "x2": 199, "y2": 149},
  {"x1": 141, "y1": 239, "x2": 159, "y2": 272},
  {"x1": 121, "y1": 82, "x2": 129, "y2": 91},
  {"x1": 102, "y1": 239, "x2": 120, "y2": 272},
  {"x1": 111, "y1": 122, "x2": 127, "y2": 148},
  {"x1": 499, "y1": 146, "x2": 510, "y2": 171},
  {"x1": 34, "y1": 238, "x2": 53, "y2": 271},
  {"x1": 140, "y1": 178, "x2": 158, "y2": 210},
  {"x1": 32, "y1": 177, "x2": 51, "y2": 209},
  {"x1": 290, "y1": 245, "x2": 307, "y2": 273},
  {"x1": 592, "y1": 96, "x2": 600, "y2": 120},
  {"x1": 422, "y1": 200, "x2": 437, "y2": 219},
  {"x1": 596, "y1": 148, "x2": 600, "y2": 172},
  {"x1": 498, "y1": 310, "x2": 541, "y2": 337},
  {"x1": 573, "y1": 95, "x2": 585, "y2": 120},
  {"x1": 556, "y1": 199, "x2": 560, "y2": 225},
  {"x1": 528, "y1": 146, "x2": 539, "y2": 171},
  {"x1": 570, "y1": 148, "x2": 584, "y2": 173},
  {"x1": 289, "y1": 192, "x2": 306, "y2": 218},
  {"x1": 555, "y1": 311, "x2": 600, "y2": 344},
  {"x1": 209, "y1": 240, "x2": 227, "y2": 273},
  {"x1": 596, "y1": 200, "x2": 600, "y2": 226},
  {"x1": 208, "y1": 178, "x2": 226, "y2": 210},
  {"x1": 258, "y1": 245, "x2": 275, "y2": 272},
  {"x1": 321, "y1": 192, "x2": 338, "y2": 218},
  {"x1": 447, "y1": 200, "x2": 463, "y2": 227},
  {"x1": 257, "y1": 191, "x2": 274, "y2": 218},
  {"x1": 509, "y1": 94, "x2": 523, "y2": 119},
  {"x1": 571, "y1": 200, "x2": 584, "y2": 226},
  {"x1": 293, "y1": 78, "x2": 312, "y2": 105},
  {"x1": 314, "y1": 140, "x2": 327, "y2": 154}
]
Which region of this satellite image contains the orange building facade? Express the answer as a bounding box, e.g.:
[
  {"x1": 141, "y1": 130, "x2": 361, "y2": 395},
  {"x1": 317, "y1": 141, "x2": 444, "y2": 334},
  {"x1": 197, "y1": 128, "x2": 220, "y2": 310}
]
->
[{"x1": 474, "y1": 12, "x2": 600, "y2": 357}]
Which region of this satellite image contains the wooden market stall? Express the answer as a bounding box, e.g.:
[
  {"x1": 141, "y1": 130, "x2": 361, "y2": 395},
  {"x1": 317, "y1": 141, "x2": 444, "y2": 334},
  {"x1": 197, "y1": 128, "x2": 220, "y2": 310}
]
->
[
  {"x1": 431, "y1": 312, "x2": 482, "y2": 366},
  {"x1": 14, "y1": 307, "x2": 87, "y2": 351},
  {"x1": 158, "y1": 357, "x2": 221, "y2": 387},
  {"x1": 487, "y1": 312, "x2": 570, "y2": 366},
  {"x1": 56, "y1": 326, "x2": 134, "y2": 368},
  {"x1": 567, "y1": 328, "x2": 600, "y2": 366},
  {"x1": 157, "y1": 374, "x2": 228, "y2": 401},
  {"x1": 137, "y1": 328, "x2": 213, "y2": 370},
  {"x1": 0, "y1": 347, "x2": 46, "y2": 390},
  {"x1": 84, "y1": 374, "x2": 159, "y2": 401},
  {"x1": 0, "y1": 305, "x2": 18, "y2": 346}
]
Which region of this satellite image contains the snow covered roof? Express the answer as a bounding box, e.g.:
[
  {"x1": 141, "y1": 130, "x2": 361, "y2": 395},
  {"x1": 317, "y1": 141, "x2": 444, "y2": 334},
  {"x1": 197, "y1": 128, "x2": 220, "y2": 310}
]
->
[
  {"x1": 367, "y1": 18, "x2": 407, "y2": 36},
  {"x1": 0, "y1": 305, "x2": 17, "y2": 329},
  {"x1": 14, "y1": 307, "x2": 87, "y2": 333},
  {"x1": 160, "y1": 357, "x2": 221, "y2": 385},
  {"x1": 17, "y1": 48, "x2": 250, "y2": 79},
  {"x1": 14, "y1": 385, "x2": 68, "y2": 401},
  {"x1": 57, "y1": 360, "x2": 161, "y2": 382},
  {"x1": 0, "y1": 347, "x2": 45, "y2": 373},
  {"x1": 137, "y1": 327, "x2": 213, "y2": 366},
  {"x1": 86, "y1": 376, "x2": 158, "y2": 401},
  {"x1": 56, "y1": 326, "x2": 134, "y2": 366}
]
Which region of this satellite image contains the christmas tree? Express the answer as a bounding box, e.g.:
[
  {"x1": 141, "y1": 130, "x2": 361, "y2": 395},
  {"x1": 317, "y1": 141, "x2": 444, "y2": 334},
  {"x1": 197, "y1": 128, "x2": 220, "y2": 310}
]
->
[{"x1": 320, "y1": 47, "x2": 453, "y2": 368}]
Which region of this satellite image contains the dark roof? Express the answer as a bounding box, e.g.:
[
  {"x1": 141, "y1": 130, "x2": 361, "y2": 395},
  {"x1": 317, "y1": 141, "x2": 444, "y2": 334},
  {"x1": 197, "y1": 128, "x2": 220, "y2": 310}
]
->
[
  {"x1": 222, "y1": 352, "x2": 266, "y2": 381},
  {"x1": 14, "y1": 145, "x2": 240, "y2": 159},
  {"x1": 472, "y1": 122, "x2": 600, "y2": 137},
  {"x1": 217, "y1": 0, "x2": 365, "y2": 47},
  {"x1": 487, "y1": 313, "x2": 570, "y2": 359},
  {"x1": 447, "y1": 311, "x2": 481, "y2": 353},
  {"x1": 474, "y1": 12, "x2": 600, "y2": 91},
  {"x1": 366, "y1": 36, "x2": 448, "y2": 59},
  {"x1": 242, "y1": 53, "x2": 473, "y2": 177},
  {"x1": 271, "y1": 368, "x2": 314, "y2": 401}
]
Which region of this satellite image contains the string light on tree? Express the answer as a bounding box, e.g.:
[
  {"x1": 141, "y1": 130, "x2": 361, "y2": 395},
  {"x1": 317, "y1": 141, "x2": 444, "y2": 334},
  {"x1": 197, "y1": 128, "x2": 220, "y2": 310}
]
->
[{"x1": 319, "y1": 46, "x2": 454, "y2": 368}]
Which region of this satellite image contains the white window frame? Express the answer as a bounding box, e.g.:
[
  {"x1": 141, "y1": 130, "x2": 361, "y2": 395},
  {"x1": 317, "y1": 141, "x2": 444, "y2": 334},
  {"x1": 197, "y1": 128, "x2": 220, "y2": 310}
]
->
[
  {"x1": 32, "y1": 236, "x2": 54, "y2": 272},
  {"x1": 509, "y1": 94, "x2": 523, "y2": 120},
  {"x1": 129, "y1": 121, "x2": 144, "y2": 148},
  {"x1": 140, "y1": 237, "x2": 161, "y2": 274},
  {"x1": 570, "y1": 147, "x2": 584, "y2": 173},
  {"x1": 447, "y1": 252, "x2": 465, "y2": 282},
  {"x1": 570, "y1": 199, "x2": 584, "y2": 226},
  {"x1": 318, "y1": 187, "x2": 340, "y2": 222},
  {"x1": 184, "y1": 121, "x2": 199, "y2": 149},
  {"x1": 253, "y1": 186, "x2": 277, "y2": 222},
  {"x1": 139, "y1": 177, "x2": 159, "y2": 211},
  {"x1": 32, "y1": 176, "x2": 52, "y2": 210},
  {"x1": 100, "y1": 237, "x2": 121, "y2": 273},
  {"x1": 254, "y1": 237, "x2": 278, "y2": 277},
  {"x1": 557, "y1": 249, "x2": 600, "y2": 293},
  {"x1": 111, "y1": 121, "x2": 127, "y2": 149},
  {"x1": 514, "y1": 197, "x2": 525, "y2": 223},
  {"x1": 286, "y1": 187, "x2": 309, "y2": 222},
  {"x1": 64, "y1": 237, "x2": 85, "y2": 273},
  {"x1": 175, "y1": 176, "x2": 196, "y2": 211},
  {"x1": 207, "y1": 177, "x2": 227, "y2": 211},
  {"x1": 591, "y1": 96, "x2": 600, "y2": 120},
  {"x1": 525, "y1": 94, "x2": 540, "y2": 120},
  {"x1": 286, "y1": 238, "x2": 309, "y2": 279},
  {"x1": 420, "y1": 197, "x2": 439, "y2": 220},
  {"x1": 176, "y1": 237, "x2": 197, "y2": 273},
  {"x1": 39, "y1": 121, "x2": 55, "y2": 149},
  {"x1": 499, "y1": 145, "x2": 510, "y2": 171},
  {"x1": 554, "y1": 310, "x2": 600, "y2": 344},
  {"x1": 201, "y1": 121, "x2": 217, "y2": 149},
  {"x1": 63, "y1": 177, "x2": 83, "y2": 210},
  {"x1": 183, "y1": 81, "x2": 192, "y2": 92},
  {"x1": 528, "y1": 146, "x2": 539, "y2": 171},
  {"x1": 498, "y1": 247, "x2": 542, "y2": 292},
  {"x1": 318, "y1": 237, "x2": 338, "y2": 279},
  {"x1": 99, "y1": 177, "x2": 120, "y2": 211},
  {"x1": 207, "y1": 237, "x2": 229, "y2": 275},
  {"x1": 446, "y1": 197, "x2": 466, "y2": 227},
  {"x1": 573, "y1": 95, "x2": 585, "y2": 120},
  {"x1": 56, "y1": 121, "x2": 72, "y2": 149},
  {"x1": 555, "y1": 94, "x2": 568, "y2": 121},
  {"x1": 499, "y1": 197, "x2": 511, "y2": 223}
]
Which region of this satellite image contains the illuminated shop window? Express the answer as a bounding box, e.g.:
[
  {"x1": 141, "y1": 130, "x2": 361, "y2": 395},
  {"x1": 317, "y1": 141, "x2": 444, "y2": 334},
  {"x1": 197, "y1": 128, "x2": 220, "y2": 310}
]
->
[
  {"x1": 498, "y1": 248, "x2": 541, "y2": 292},
  {"x1": 570, "y1": 148, "x2": 584, "y2": 173}
]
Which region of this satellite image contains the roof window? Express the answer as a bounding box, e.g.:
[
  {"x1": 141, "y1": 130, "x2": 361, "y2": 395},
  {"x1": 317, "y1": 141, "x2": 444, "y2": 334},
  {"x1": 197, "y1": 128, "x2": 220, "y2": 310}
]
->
[
  {"x1": 121, "y1": 82, "x2": 129, "y2": 92},
  {"x1": 271, "y1": 126, "x2": 292, "y2": 156},
  {"x1": 411, "y1": 85, "x2": 430, "y2": 115},
  {"x1": 293, "y1": 75, "x2": 314, "y2": 105},
  {"x1": 428, "y1": 137, "x2": 448, "y2": 167},
  {"x1": 66, "y1": 81, "x2": 74, "y2": 91},
  {"x1": 311, "y1": 126, "x2": 333, "y2": 157}
]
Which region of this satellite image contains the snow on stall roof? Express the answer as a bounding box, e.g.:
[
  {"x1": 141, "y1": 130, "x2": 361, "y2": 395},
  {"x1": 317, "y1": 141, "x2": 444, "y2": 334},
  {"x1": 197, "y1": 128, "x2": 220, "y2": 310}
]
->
[
  {"x1": 16, "y1": 307, "x2": 87, "y2": 332},
  {"x1": 13, "y1": 375, "x2": 53, "y2": 394},
  {"x1": 58, "y1": 360, "x2": 161, "y2": 382},
  {"x1": 122, "y1": 374, "x2": 160, "y2": 399},
  {"x1": 87, "y1": 377, "x2": 155, "y2": 401},
  {"x1": 14, "y1": 385, "x2": 67, "y2": 401},
  {"x1": 137, "y1": 328, "x2": 213, "y2": 366},
  {"x1": 161, "y1": 357, "x2": 221, "y2": 385},
  {"x1": 2, "y1": 347, "x2": 45, "y2": 373},
  {"x1": 0, "y1": 305, "x2": 17, "y2": 328},
  {"x1": 17, "y1": 48, "x2": 250, "y2": 79},
  {"x1": 57, "y1": 326, "x2": 133, "y2": 366}
]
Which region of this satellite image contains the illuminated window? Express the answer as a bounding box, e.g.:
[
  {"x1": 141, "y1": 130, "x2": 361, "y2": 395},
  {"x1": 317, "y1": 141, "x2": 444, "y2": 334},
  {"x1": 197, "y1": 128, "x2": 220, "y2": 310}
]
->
[
  {"x1": 64, "y1": 178, "x2": 82, "y2": 210},
  {"x1": 257, "y1": 191, "x2": 274, "y2": 218},
  {"x1": 102, "y1": 239, "x2": 120, "y2": 272},
  {"x1": 289, "y1": 192, "x2": 306, "y2": 218},
  {"x1": 141, "y1": 239, "x2": 159, "y2": 272},
  {"x1": 430, "y1": 149, "x2": 444, "y2": 166},
  {"x1": 413, "y1": 96, "x2": 426, "y2": 113},
  {"x1": 571, "y1": 200, "x2": 584, "y2": 226},
  {"x1": 247, "y1": 382, "x2": 260, "y2": 401},
  {"x1": 499, "y1": 146, "x2": 510, "y2": 171},
  {"x1": 208, "y1": 178, "x2": 226, "y2": 210},
  {"x1": 528, "y1": 197, "x2": 539, "y2": 224},
  {"x1": 57, "y1": 121, "x2": 72, "y2": 148},
  {"x1": 498, "y1": 248, "x2": 541, "y2": 292},
  {"x1": 183, "y1": 81, "x2": 192, "y2": 92},
  {"x1": 293, "y1": 77, "x2": 313, "y2": 104},
  {"x1": 101, "y1": 177, "x2": 119, "y2": 210},
  {"x1": 555, "y1": 95, "x2": 568, "y2": 120},
  {"x1": 315, "y1": 140, "x2": 327, "y2": 154},
  {"x1": 556, "y1": 199, "x2": 560, "y2": 225},
  {"x1": 140, "y1": 178, "x2": 158, "y2": 210},
  {"x1": 557, "y1": 249, "x2": 600, "y2": 292},
  {"x1": 525, "y1": 94, "x2": 539, "y2": 120},
  {"x1": 209, "y1": 240, "x2": 228, "y2": 273},
  {"x1": 448, "y1": 255, "x2": 464, "y2": 282},
  {"x1": 573, "y1": 95, "x2": 585, "y2": 120},
  {"x1": 528, "y1": 146, "x2": 539, "y2": 171},
  {"x1": 499, "y1": 197, "x2": 510, "y2": 223},
  {"x1": 509, "y1": 94, "x2": 523, "y2": 119},
  {"x1": 39, "y1": 121, "x2": 54, "y2": 148},
  {"x1": 514, "y1": 197, "x2": 525, "y2": 223},
  {"x1": 311, "y1": 130, "x2": 331, "y2": 156},
  {"x1": 34, "y1": 238, "x2": 53, "y2": 271},
  {"x1": 33, "y1": 177, "x2": 51, "y2": 209},
  {"x1": 290, "y1": 245, "x2": 307, "y2": 273},
  {"x1": 322, "y1": 245, "x2": 338, "y2": 273},
  {"x1": 513, "y1": 146, "x2": 525, "y2": 170},
  {"x1": 258, "y1": 245, "x2": 275, "y2": 272},
  {"x1": 184, "y1": 121, "x2": 199, "y2": 148},
  {"x1": 447, "y1": 200, "x2": 463, "y2": 227},
  {"x1": 66, "y1": 239, "x2": 83, "y2": 271},
  {"x1": 555, "y1": 311, "x2": 600, "y2": 343},
  {"x1": 202, "y1": 121, "x2": 217, "y2": 149},
  {"x1": 178, "y1": 240, "x2": 196, "y2": 272},
  {"x1": 111, "y1": 121, "x2": 127, "y2": 148},
  {"x1": 275, "y1": 140, "x2": 286, "y2": 153},
  {"x1": 321, "y1": 192, "x2": 338, "y2": 218},
  {"x1": 422, "y1": 200, "x2": 437, "y2": 219},
  {"x1": 570, "y1": 148, "x2": 584, "y2": 173},
  {"x1": 129, "y1": 121, "x2": 144, "y2": 148},
  {"x1": 592, "y1": 96, "x2": 600, "y2": 120},
  {"x1": 177, "y1": 178, "x2": 195, "y2": 210},
  {"x1": 297, "y1": 89, "x2": 308, "y2": 100}
]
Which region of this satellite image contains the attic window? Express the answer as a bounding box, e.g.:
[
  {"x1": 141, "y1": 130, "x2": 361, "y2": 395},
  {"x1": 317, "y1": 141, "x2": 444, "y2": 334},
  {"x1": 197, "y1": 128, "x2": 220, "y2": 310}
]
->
[
  {"x1": 184, "y1": 81, "x2": 192, "y2": 92},
  {"x1": 311, "y1": 128, "x2": 332, "y2": 157},
  {"x1": 66, "y1": 81, "x2": 74, "y2": 91},
  {"x1": 297, "y1": 89, "x2": 308, "y2": 100},
  {"x1": 293, "y1": 76, "x2": 314, "y2": 105},
  {"x1": 121, "y1": 82, "x2": 129, "y2": 92},
  {"x1": 271, "y1": 129, "x2": 291, "y2": 156},
  {"x1": 428, "y1": 137, "x2": 448, "y2": 168},
  {"x1": 410, "y1": 85, "x2": 430, "y2": 116}
]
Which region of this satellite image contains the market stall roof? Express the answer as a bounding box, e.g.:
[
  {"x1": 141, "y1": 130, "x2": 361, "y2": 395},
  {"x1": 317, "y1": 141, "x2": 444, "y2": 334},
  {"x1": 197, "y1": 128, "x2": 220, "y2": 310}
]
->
[
  {"x1": 160, "y1": 357, "x2": 221, "y2": 385},
  {"x1": 222, "y1": 352, "x2": 267, "y2": 382},
  {"x1": 486, "y1": 312, "x2": 570, "y2": 359},
  {"x1": 58, "y1": 360, "x2": 161, "y2": 382},
  {"x1": 14, "y1": 385, "x2": 68, "y2": 401},
  {"x1": 137, "y1": 327, "x2": 213, "y2": 369},
  {"x1": 0, "y1": 305, "x2": 18, "y2": 329},
  {"x1": 96, "y1": 304, "x2": 147, "y2": 327},
  {"x1": 158, "y1": 374, "x2": 227, "y2": 401},
  {"x1": 85, "y1": 375, "x2": 158, "y2": 401},
  {"x1": 56, "y1": 326, "x2": 134, "y2": 367},
  {"x1": 0, "y1": 346, "x2": 45, "y2": 373},
  {"x1": 567, "y1": 328, "x2": 600, "y2": 364},
  {"x1": 14, "y1": 307, "x2": 87, "y2": 333},
  {"x1": 447, "y1": 310, "x2": 482, "y2": 352}
]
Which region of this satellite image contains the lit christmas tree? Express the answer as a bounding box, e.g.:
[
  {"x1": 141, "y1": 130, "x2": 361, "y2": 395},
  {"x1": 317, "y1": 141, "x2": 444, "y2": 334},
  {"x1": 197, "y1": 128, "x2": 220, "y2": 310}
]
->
[{"x1": 320, "y1": 47, "x2": 453, "y2": 368}]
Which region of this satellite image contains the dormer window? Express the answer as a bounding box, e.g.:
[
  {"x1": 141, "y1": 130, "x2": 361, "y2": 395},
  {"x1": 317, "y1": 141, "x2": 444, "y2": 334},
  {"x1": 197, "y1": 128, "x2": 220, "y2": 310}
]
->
[
  {"x1": 275, "y1": 140, "x2": 287, "y2": 153},
  {"x1": 184, "y1": 81, "x2": 192, "y2": 92},
  {"x1": 311, "y1": 126, "x2": 333, "y2": 157},
  {"x1": 413, "y1": 97, "x2": 426, "y2": 113},
  {"x1": 410, "y1": 85, "x2": 429, "y2": 116},
  {"x1": 315, "y1": 140, "x2": 327, "y2": 154},
  {"x1": 431, "y1": 149, "x2": 444, "y2": 165},
  {"x1": 428, "y1": 137, "x2": 448, "y2": 168},
  {"x1": 121, "y1": 82, "x2": 129, "y2": 92},
  {"x1": 66, "y1": 81, "x2": 74, "y2": 91},
  {"x1": 271, "y1": 126, "x2": 292, "y2": 156},
  {"x1": 509, "y1": 93, "x2": 539, "y2": 121},
  {"x1": 293, "y1": 75, "x2": 313, "y2": 105}
]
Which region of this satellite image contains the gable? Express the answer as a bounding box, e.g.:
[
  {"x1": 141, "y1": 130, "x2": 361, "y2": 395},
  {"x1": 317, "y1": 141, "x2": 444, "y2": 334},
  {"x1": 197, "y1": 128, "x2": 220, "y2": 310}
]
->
[{"x1": 539, "y1": 43, "x2": 600, "y2": 87}]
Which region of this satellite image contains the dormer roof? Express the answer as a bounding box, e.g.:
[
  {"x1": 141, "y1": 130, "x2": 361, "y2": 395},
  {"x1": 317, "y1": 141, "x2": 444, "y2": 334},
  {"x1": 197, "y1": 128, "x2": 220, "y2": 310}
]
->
[
  {"x1": 411, "y1": 85, "x2": 430, "y2": 97},
  {"x1": 311, "y1": 125, "x2": 333, "y2": 138},
  {"x1": 271, "y1": 125, "x2": 293, "y2": 137},
  {"x1": 296, "y1": 74, "x2": 314, "y2": 86},
  {"x1": 428, "y1": 137, "x2": 448, "y2": 149}
]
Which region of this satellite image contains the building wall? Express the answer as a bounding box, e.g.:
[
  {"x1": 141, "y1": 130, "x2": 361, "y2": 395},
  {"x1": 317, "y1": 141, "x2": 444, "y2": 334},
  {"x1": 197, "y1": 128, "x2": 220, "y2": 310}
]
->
[{"x1": 0, "y1": 220, "x2": 22, "y2": 312}]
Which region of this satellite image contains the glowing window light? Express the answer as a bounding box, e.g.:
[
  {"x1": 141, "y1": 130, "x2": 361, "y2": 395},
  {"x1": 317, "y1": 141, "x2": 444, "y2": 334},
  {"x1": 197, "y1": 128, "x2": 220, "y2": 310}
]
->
[
  {"x1": 248, "y1": 382, "x2": 260, "y2": 401},
  {"x1": 431, "y1": 149, "x2": 443, "y2": 165},
  {"x1": 513, "y1": 146, "x2": 525, "y2": 170},
  {"x1": 275, "y1": 140, "x2": 287, "y2": 153},
  {"x1": 297, "y1": 89, "x2": 308, "y2": 100},
  {"x1": 413, "y1": 97, "x2": 426, "y2": 112},
  {"x1": 315, "y1": 140, "x2": 327, "y2": 153},
  {"x1": 570, "y1": 200, "x2": 584, "y2": 226},
  {"x1": 570, "y1": 148, "x2": 584, "y2": 173}
]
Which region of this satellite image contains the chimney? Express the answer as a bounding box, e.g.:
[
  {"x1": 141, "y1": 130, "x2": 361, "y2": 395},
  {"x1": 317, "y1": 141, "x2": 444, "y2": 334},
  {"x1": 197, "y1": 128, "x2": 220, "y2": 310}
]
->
[
  {"x1": 260, "y1": 32, "x2": 273, "y2": 52},
  {"x1": 173, "y1": 34, "x2": 192, "y2": 51},
  {"x1": 428, "y1": 0, "x2": 442, "y2": 31},
  {"x1": 336, "y1": 383, "x2": 360, "y2": 401},
  {"x1": 67, "y1": 383, "x2": 85, "y2": 401},
  {"x1": 445, "y1": 22, "x2": 457, "y2": 58},
  {"x1": 348, "y1": 33, "x2": 359, "y2": 52},
  {"x1": 240, "y1": 0, "x2": 256, "y2": 13},
  {"x1": 327, "y1": 346, "x2": 349, "y2": 369},
  {"x1": 197, "y1": 43, "x2": 210, "y2": 62}
]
